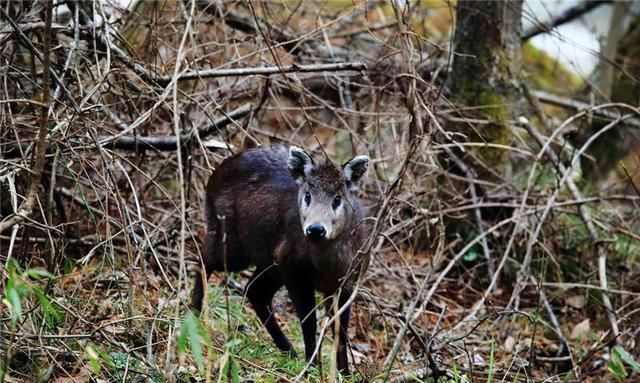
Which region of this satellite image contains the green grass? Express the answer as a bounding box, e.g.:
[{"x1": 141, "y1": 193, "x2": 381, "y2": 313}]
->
[
  {"x1": 487, "y1": 338, "x2": 495, "y2": 383},
  {"x1": 614, "y1": 233, "x2": 640, "y2": 264},
  {"x1": 194, "y1": 284, "x2": 359, "y2": 382},
  {"x1": 523, "y1": 42, "x2": 582, "y2": 94}
]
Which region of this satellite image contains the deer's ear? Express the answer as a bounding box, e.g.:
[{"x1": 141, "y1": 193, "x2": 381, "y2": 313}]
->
[
  {"x1": 343, "y1": 155, "x2": 369, "y2": 191},
  {"x1": 288, "y1": 146, "x2": 315, "y2": 184}
]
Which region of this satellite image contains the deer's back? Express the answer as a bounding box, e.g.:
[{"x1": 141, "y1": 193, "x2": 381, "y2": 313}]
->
[{"x1": 205, "y1": 146, "x2": 300, "y2": 268}]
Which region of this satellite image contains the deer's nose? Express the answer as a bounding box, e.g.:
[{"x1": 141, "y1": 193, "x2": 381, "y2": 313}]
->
[{"x1": 305, "y1": 224, "x2": 326, "y2": 240}]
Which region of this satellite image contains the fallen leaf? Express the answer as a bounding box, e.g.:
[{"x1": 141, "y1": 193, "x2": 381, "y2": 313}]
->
[
  {"x1": 202, "y1": 138, "x2": 232, "y2": 149},
  {"x1": 504, "y1": 335, "x2": 516, "y2": 352},
  {"x1": 570, "y1": 319, "x2": 590, "y2": 340},
  {"x1": 566, "y1": 295, "x2": 585, "y2": 309},
  {"x1": 102, "y1": 324, "x2": 126, "y2": 335},
  {"x1": 52, "y1": 366, "x2": 91, "y2": 383},
  {"x1": 350, "y1": 348, "x2": 369, "y2": 365},
  {"x1": 473, "y1": 353, "x2": 487, "y2": 367}
]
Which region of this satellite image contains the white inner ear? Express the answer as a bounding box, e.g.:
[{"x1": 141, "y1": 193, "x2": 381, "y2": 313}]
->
[
  {"x1": 343, "y1": 164, "x2": 353, "y2": 181},
  {"x1": 289, "y1": 146, "x2": 314, "y2": 176},
  {"x1": 344, "y1": 155, "x2": 369, "y2": 182},
  {"x1": 303, "y1": 161, "x2": 314, "y2": 175}
]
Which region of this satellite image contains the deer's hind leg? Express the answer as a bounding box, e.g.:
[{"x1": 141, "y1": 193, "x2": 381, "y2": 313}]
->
[
  {"x1": 191, "y1": 228, "x2": 249, "y2": 312},
  {"x1": 246, "y1": 266, "x2": 296, "y2": 357}
]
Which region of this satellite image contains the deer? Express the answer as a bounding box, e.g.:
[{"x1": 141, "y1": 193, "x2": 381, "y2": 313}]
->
[{"x1": 191, "y1": 144, "x2": 369, "y2": 374}]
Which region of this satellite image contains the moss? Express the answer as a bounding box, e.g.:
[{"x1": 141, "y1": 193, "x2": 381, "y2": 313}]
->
[
  {"x1": 446, "y1": 5, "x2": 523, "y2": 171},
  {"x1": 448, "y1": 85, "x2": 510, "y2": 168},
  {"x1": 476, "y1": 92, "x2": 509, "y2": 123},
  {"x1": 461, "y1": 92, "x2": 510, "y2": 165},
  {"x1": 476, "y1": 125, "x2": 508, "y2": 164},
  {"x1": 522, "y1": 43, "x2": 581, "y2": 94}
]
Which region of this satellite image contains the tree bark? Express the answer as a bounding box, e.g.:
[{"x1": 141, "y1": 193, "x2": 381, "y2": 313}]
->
[
  {"x1": 447, "y1": 0, "x2": 524, "y2": 170},
  {"x1": 581, "y1": 14, "x2": 640, "y2": 181},
  {"x1": 597, "y1": 1, "x2": 630, "y2": 98}
]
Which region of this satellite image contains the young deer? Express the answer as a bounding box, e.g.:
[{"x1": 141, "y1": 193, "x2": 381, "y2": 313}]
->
[{"x1": 191, "y1": 145, "x2": 369, "y2": 374}]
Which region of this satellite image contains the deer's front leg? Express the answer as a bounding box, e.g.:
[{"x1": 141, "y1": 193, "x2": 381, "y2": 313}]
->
[
  {"x1": 285, "y1": 275, "x2": 318, "y2": 365},
  {"x1": 335, "y1": 290, "x2": 352, "y2": 374}
]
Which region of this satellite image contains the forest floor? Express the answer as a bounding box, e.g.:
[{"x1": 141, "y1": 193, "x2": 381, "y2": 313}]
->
[{"x1": 5, "y1": 232, "x2": 636, "y2": 383}]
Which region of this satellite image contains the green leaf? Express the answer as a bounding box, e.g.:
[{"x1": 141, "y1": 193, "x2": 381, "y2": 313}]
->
[
  {"x1": 6, "y1": 259, "x2": 22, "y2": 275},
  {"x1": 85, "y1": 344, "x2": 101, "y2": 374},
  {"x1": 609, "y1": 346, "x2": 627, "y2": 383},
  {"x1": 613, "y1": 345, "x2": 640, "y2": 373},
  {"x1": 26, "y1": 268, "x2": 54, "y2": 280},
  {"x1": 8, "y1": 287, "x2": 22, "y2": 323},
  {"x1": 95, "y1": 349, "x2": 115, "y2": 369},
  {"x1": 488, "y1": 338, "x2": 495, "y2": 383},
  {"x1": 178, "y1": 312, "x2": 210, "y2": 372},
  {"x1": 34, "y1": 288, "x2": 61, "y2": 328},
  {"x1": 452, "y1": 357, "x2": 460, "y2": 383},
  {"x1": 220, "y1": 353, "x2": 240, "y2": 383},
  {"x1": 463, "y1": 249, "x2": 479, "y2": 262},
  {"x1": 225, "y1": 338, "x2": 242, "y2": 350}
]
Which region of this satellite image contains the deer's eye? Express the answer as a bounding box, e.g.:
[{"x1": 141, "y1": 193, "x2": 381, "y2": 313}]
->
[
  {"x1": 332, "y1": 195, "x2": 342, "y2": 210},
  {"x1": 304, "y1": 192, "x2": 311, "y2": 206}
]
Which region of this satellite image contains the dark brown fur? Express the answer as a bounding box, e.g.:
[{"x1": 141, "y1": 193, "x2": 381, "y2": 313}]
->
[{"x1": 191, "y1": 145, "x2": 368, "y2": 374}]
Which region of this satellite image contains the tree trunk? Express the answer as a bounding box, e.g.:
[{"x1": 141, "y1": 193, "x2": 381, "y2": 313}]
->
[
  {"x1": 581, "y1": 14, "x2": 640, "y2": 181},
  {"x1": 447, "y1": 0, "x2": 524, "y2": 170},
  {"x1": 597, "y1": 1, "x2": 630, "y2": 99}
]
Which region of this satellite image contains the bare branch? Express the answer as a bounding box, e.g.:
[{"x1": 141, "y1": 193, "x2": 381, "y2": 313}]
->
[
  {"x1": 99, "y1": 103, "x2": 253, "y2": 151},
  {"x1": 520, "y1": 117, "x2": 620, "y2": 340},
  {"x1": 522, "y1": 1, "x2": 611, "y2": 41},
  {"x1": 153, "y1": 62, "x2": 367, "y2": 86},
  {"x1": 195, "y1": 0, "x2": 348, "y2": 58},
  {"x1": 0, "y1": 0, "x2": 53, "y2": 235},
  {"x1": 75, "y1": 22, "x2": 365, "y2": 87},
  {"x1": 533, "y1": 90, "x2": 640, "y2": 129}
]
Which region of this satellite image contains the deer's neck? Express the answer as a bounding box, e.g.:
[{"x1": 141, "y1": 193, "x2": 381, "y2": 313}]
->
[{"x1": 308, "y1": 236, "x2": 355, "y2": 292}]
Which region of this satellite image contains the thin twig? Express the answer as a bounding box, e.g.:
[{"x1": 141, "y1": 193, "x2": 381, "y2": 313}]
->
[
  {"x1": 0, "y1": 0, "x2": 53, "y2": 235},
  {"x1": 533, "y1": 90, "x2": 640, "y2": 129},
  {"x1": 442, "y1": 146, "x2": 494, "y2": 284},
  {"x1": 522, "y1": 1, "x2": 611, "y2": 40},
  {"x1": 97, "y1": 103, "x2": 252, "y2": 151},
  {"x1": 521, "y1": 117, "x2": 620, "y2": 339},
  {"x1": 152, "y1": 62, "x2": 367, "y2": 85}
]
